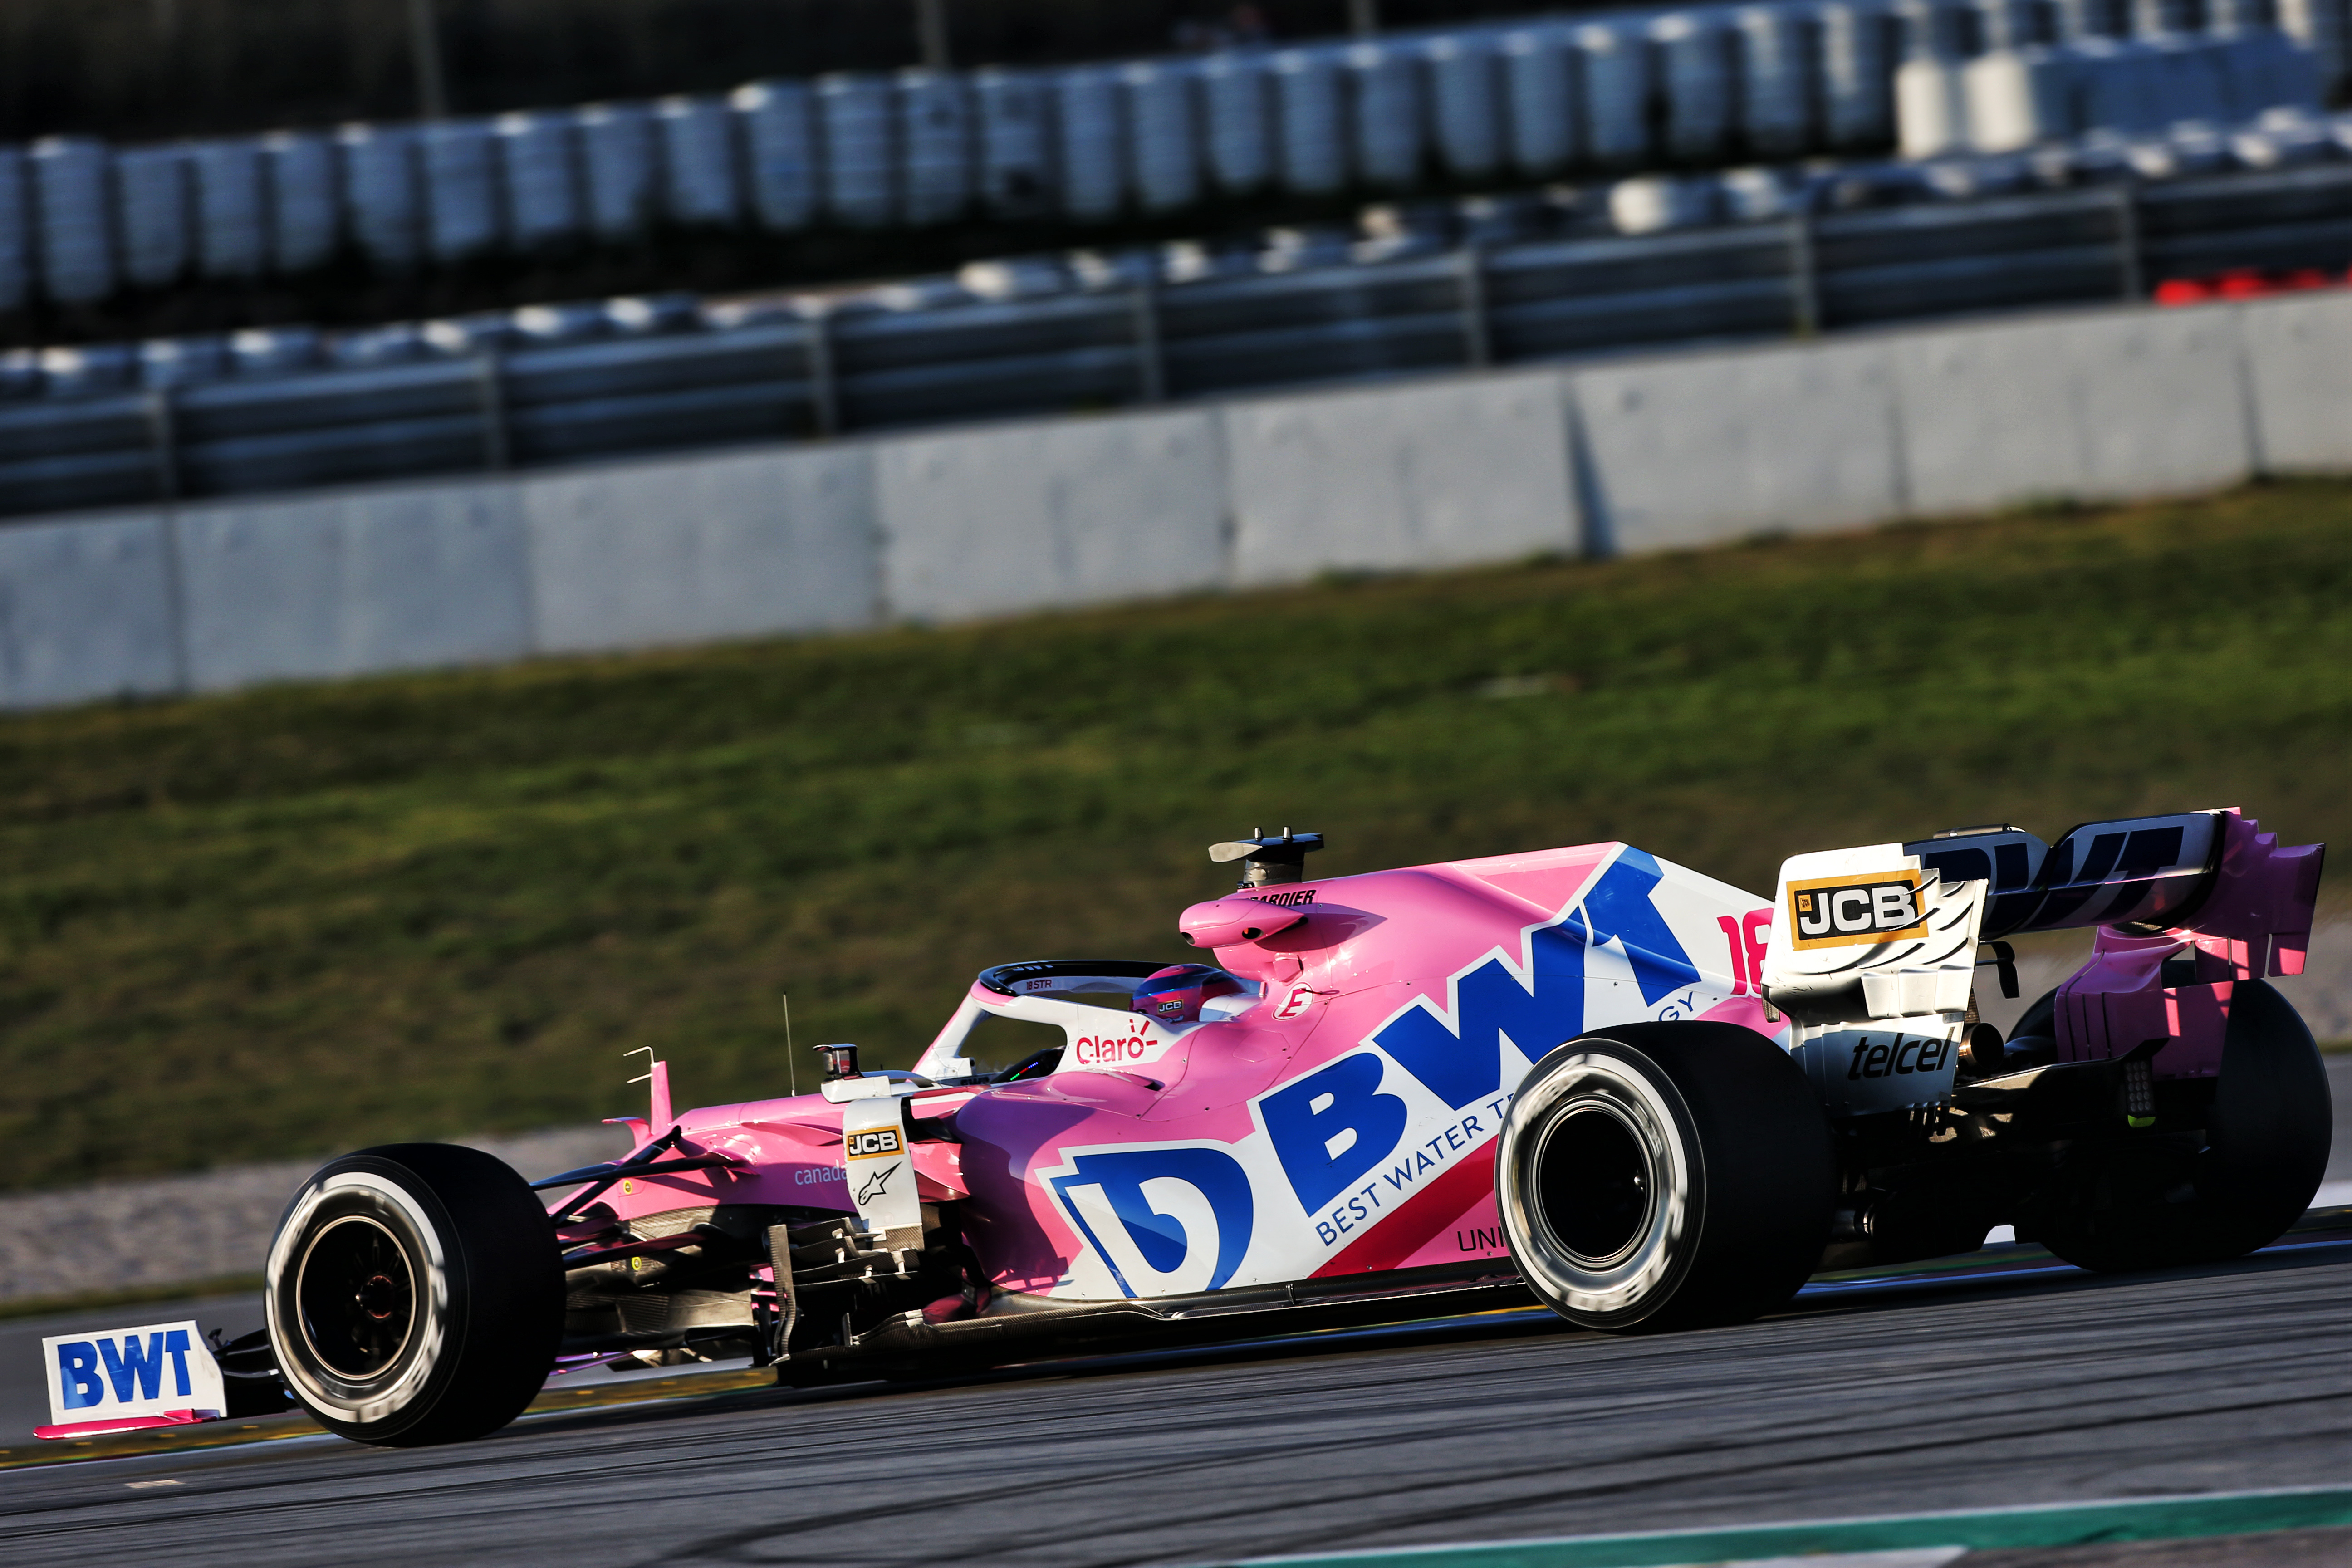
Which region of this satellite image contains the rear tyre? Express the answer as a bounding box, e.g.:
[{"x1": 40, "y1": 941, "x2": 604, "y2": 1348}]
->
[
  {"x1": 1497, "y1": 1022, "x2": 1835, "y2": 1333},
  {"x1": 2040, "y1": 980, "x2": 2330, "y2": 1272},
  {"x1": 266, "y1": 1143, "x2": 563, "y2": 1446}
]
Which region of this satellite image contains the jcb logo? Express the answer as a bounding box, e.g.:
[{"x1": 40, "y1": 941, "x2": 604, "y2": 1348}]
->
[
  {"x1": 845, "y1": 1128, "x2": 903, "y2": 1159},
  {"x1": 1787, "y1": 872, "x2": 1927, "y2": 949}
]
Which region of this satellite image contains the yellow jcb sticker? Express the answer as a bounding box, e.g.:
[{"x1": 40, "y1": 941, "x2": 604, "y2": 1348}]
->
[{"x1": 1786, "y1": 870, "x2": 1929, "y2": 950}]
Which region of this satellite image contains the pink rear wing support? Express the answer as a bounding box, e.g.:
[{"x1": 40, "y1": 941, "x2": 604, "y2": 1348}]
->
[
  {"x1": 2178, "y1": 810, "x2": 2325, "y2": 978},
  {"x1": 2052, "y1": 812, "x2": 2324, "y2": 1074}
]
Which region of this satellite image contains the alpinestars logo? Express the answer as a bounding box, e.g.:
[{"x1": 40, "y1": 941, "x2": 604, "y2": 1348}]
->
[
  {"x1": 1786, "y1": 871, "x2": 1928, "y2": 950},
  {"x1": 855, "y1": 1165, "x2": 897, "y2": 1206}
]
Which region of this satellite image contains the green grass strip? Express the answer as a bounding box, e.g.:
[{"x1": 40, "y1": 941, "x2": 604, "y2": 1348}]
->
[
  {"x1": 2, "y1": 480, "x2": 2346, "y2": 1191},
  {"x1": 1213, "y1": 1487, "x2": 2352, "y2": 1567}
]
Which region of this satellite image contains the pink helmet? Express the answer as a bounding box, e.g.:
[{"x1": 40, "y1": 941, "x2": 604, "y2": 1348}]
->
[{"x1": 1129, "y1": 964, "x2": 1244, "y2": 1023}]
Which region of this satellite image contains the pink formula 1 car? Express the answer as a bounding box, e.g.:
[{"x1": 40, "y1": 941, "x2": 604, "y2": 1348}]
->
[{"x1": 243, "y1": 811, "x2": 2328, "y2": 1447}]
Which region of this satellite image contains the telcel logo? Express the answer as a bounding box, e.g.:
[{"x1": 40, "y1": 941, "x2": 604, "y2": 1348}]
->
[
  {"x1": 845, "y1": 1127, "x2": 903, "y2": 1159},
  {"x1": 1787, "y1": 872, "x2": 1927, "y2": 949},
  {"x1": 1848, "y1": 1034, "x2": 1954, "y2": 1079}
]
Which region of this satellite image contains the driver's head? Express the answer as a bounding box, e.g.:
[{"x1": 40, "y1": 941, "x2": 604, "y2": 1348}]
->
[{"x1": 1130, "y1": 964, "x2": 1243, "y2": 1023}]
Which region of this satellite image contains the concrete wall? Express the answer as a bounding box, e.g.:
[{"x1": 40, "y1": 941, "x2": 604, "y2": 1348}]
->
[
  {"x1": 1225, "y1": 371, "x2": 1578, "y2": 586},
  {"x1": 877, "y1": 411, "x2": 1225, "y2": 620},
  {"x1": 2239, "y1": 289, "x2": 2352, "y2": 475},
  {"x1": 521, "y1": 445, "x2": 877, "y2": 656},
  {"x1": 0, "y1": 513, "x2": 180, "y2": 708},
  {"x1": 1571, "y1": 338, "x2": 1906, "y2": 552},
  {"x1": 3, "y1": 294, "x2": 2345, "y2": 709},
  {"x1": 1890, "y1": 306, "x2": 2256, "y2": 515},
  {"x1": 176, "y1": 481, "x2": 535, "y2": 691}
]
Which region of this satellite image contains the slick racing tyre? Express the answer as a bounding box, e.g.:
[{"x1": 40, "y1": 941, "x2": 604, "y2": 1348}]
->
[
  {"x1": 267, "y1": 1143, "x2": 563, "y2": 1446},
  {"x1": 1498, "y1": 1022, "x2": 1835, "y2": 1333},
  {"x1": 2040, "y1": 980, "x2": 2330, "y2": 1273}
]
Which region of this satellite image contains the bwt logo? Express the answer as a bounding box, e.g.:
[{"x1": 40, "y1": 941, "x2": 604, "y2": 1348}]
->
[
  {"x1": 1047, "y1": 1147, "x2": 1254, "y2": 1298},
  {"x1": 54, "y1": 1330, "x2": 200, "y2": 1411},
  {"x1": 42, "y1": 1318, "x2": 226, "y2": 1431},
  {"x1": 1262, "y1": 850, "x2": 1698, "y2": 1215},
  {"x1": 1041, "y1": 851, "x2": 1705, "y2": 1299},
  {"x1": 845, "y1": 1127, "x2": 903, "y2": 1158}
]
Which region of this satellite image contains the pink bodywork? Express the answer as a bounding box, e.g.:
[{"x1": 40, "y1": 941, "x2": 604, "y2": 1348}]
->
[
  {"x1": 2054, "y1": 811, "x2": 2324, "y2": 1078},
  {"x1": 563, "y1": 841, "x2": 1773, "y2": 1306},
  {"x1": 561, "y1": 812, "x2": 2317, "y2": 1308}
]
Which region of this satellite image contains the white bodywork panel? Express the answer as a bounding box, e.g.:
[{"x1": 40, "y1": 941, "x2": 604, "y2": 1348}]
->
[
  {"x1": 1763, "y1": 843, "x2": 1987, "y2": 1117},
  {"x1": 840, "y1": 1096, "x2": 925, "y2": 1250},
  {"x1": 43, "y1": 1319, "x2": 226, "y2": 1431}
]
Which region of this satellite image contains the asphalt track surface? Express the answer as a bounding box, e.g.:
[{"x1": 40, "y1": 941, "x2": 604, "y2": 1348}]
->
[
  {"x1": 3, "y1": 1055, "x2": 2342, "y2": 1562},
  {"x1": 1, "y1": 1222, "x2": 2345, "y2": 1568},
  {"x1": 10, "y1": 1054, "x2": 2351, "y2": 1440}
]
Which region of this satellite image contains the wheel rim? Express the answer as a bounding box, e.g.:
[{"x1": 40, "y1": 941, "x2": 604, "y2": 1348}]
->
[
  {"x1": 295, "y1": 1215, "x2": 418, "y2": 1378},
  {"x1": 1532, "y1": 1098, "x2": 1657, "y2": 1269},
  {"x1": 1498, "y1": 1044, "x2": 1694, "y2": 1321}
]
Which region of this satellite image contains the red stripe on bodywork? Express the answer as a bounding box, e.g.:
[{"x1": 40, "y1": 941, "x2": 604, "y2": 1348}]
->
[
  {"x1": 36, "y1": 1409, "x2": 217, "y2": 1440},
  {"x1": 1309, "y1": 1139, "x2": 1499, "y2": 1278}
]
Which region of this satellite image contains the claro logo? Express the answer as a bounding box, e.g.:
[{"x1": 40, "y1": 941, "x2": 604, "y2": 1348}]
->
[
  {"x1": 1072, "y1": 1030, "x2": 1153, "y2": 1067},
  {"x1": 844, "y1": 1127, "x2": 903, "y2": 1159},
  {"x1": 1786, "y1": 871, "x2": 1928, "y2": 950}
]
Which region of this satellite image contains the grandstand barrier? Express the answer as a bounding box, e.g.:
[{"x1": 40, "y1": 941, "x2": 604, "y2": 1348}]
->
[
  {"x1": 1891, "y1": 303, "x2": 2257, "y2": 513},
  {"x1": 0, "y1": 291, "x2": 2343, "y2": 707},
  {"x1": 2236, "y1": 284, "x2": 2352, "y2": 471},
  {"x1": 522, "y1": 445, "x2": 877, "y2": 654},
  {"x1": 1225, "y1": 370, "x2": 1578, "y2": 586},
  {"x1": 173, "y1": 482, "x2": 535, "y2": 691},
  {"x1": 875, "y1": 410, "x2": 1225, "y2": 622},
  {"x1": 1569, "y1": 337, "x2": 1906, "y2": 552},
  {"x1": 0, "y1": 511, "x2": 179, "y2": 708}
]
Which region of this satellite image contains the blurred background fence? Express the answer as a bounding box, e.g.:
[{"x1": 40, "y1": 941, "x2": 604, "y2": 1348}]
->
[
  {"x1": 2, "y1": 158, "x2": 2347, "y2": 521},
  {"x1": 2, "y1": 0, "x2": 2347, "y2": 323},
  {"x1": 2, "y1": 287, "x2": 2344, "y2": 711},
  {"x1": 0, "y1": 0, "x2": 1556, "y2": 146}
]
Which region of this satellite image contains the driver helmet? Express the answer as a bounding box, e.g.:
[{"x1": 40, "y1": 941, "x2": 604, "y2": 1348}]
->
[{"x1": 1130, "y1": 964, "x2": 1243, "y2": 1023}]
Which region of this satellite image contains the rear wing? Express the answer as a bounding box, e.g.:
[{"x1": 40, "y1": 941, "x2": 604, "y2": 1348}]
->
[
  {"x1": 1760, "y1": 808, "x2": 2323, "y2": 1018},
  {"x1": 1903, "y1": 808, "x2": 2322, "y2": 976}
]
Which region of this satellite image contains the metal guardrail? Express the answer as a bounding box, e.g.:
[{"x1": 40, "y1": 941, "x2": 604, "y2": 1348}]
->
[{"x1": 2, "y1": 162, "x2": 2346, "y2": 523}]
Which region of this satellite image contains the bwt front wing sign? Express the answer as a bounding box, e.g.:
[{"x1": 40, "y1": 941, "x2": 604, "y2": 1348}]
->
[{"x1": 40, "y1": 1319, "x2": 226, "y2": 1436}]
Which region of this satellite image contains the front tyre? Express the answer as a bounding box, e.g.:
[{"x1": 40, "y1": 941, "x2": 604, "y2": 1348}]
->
[
  {"x1": 267, "y1": 1144, "x2": 562, "y2": 1446},
  {"x1": 1498, "y1": 1023, "x2": 1834, "y2": 1333}
]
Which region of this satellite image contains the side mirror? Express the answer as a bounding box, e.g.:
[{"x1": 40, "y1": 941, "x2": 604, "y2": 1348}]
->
[{"x1": 1180, "y1": 895, "x2": 1309, "y2": 949}]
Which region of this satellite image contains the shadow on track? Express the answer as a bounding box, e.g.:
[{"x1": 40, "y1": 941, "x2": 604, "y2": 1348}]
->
[{"x1": 497, "y1": 1225, "x2": 2352, "y2": 1449}]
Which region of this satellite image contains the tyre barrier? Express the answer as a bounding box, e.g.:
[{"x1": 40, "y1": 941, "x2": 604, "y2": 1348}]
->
[
  {"x1": 1, "y1": 151, "x2": 2346, "y2": 525},
  {"x1": 0, "y1": 0, "x2": 2344, "y2": 314}
]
